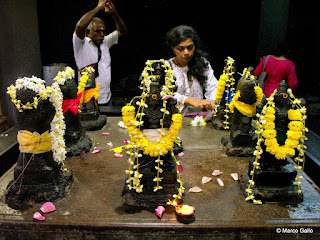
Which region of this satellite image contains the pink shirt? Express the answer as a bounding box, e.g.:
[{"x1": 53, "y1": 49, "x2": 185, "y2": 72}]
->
[{"x1": 254, "y1": 55, "x2": 298, "y2": 97}]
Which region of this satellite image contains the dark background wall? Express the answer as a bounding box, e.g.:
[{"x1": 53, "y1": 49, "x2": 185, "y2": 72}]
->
[{"x1": 1, "y1": 0, "x2": 320, "y2": 128}]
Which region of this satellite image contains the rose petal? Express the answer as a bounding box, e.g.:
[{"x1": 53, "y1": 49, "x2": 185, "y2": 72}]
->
[
  {"x1": 92, "y1": 149, "x2": 101, "y2": 154},
  {"x1": 124, "y1": 139, "x2": 129, "y2": 144},
  {"x1": 107, "y1": 141, "x2": 113, "y2": 147},
  {"x1": 212, "y1": 170, "x2": 223, "y2": 176},
  {"x1": 189, "y1": 186, "x2": 202, "y2": 193},
  {"x1": 217, "y1": 178, "x2": 224, "y2": 186},
  {"x1": 177, "y1": 165, "x2": 184, "y2": 173},
  {"x1": 33, "y1": 212, "x2": 45, "y2": 221},
  {"x1": 178, "y1": 152, "x2": 184, "y2": 157},
  {"x1": 155, "y1": 206, "x2": 165, "y2": 219},
  {"x1": 114, "y1": 153, "x2": 123, "y2": 158},
  {"x1": 161, "y1": 95, "x2": 174, "y2": 101},
  {"x1": 202, "y1": 176, "x2": 212, "y2": 184},
  {"x1": 231, "y1": 173, "x2": 239, "y2": 181},
  {"x1": 102, "y1": 132, "x2": 110, "y2": 136},
  {"x1": 40, "y1": 202, "x2": 56, "y2": 213}
]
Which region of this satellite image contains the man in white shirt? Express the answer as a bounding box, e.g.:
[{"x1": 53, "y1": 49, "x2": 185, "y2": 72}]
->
[{"x1": 73, "y1": 0, "x2": 127, "y2": 104}]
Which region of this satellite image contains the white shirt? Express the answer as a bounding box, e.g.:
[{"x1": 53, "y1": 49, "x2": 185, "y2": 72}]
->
[
  {"x1": 168, "y1": 58, "x2": 218, "y2": 116},
  {"x1": 72, "y1": 31, "x2": 118, "y2": 104}
]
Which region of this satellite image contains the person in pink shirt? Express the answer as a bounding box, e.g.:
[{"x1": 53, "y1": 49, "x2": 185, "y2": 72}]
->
[{"x1": 254, "y1": 43, "x2": 298, "y2": 97}]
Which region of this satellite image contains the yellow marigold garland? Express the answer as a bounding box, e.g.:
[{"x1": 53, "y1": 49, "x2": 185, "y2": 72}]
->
[
  {"x1": 246, "y1": 88, "x2": 308, "y2": 204},
  {"x1": 214, "y1": 57, "x2": 236, "y2": 129}
]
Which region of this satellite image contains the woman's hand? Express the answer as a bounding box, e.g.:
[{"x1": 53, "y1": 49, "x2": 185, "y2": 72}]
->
[{"x1": 185, "y1": 98, "x2": 211, "y2": 109}]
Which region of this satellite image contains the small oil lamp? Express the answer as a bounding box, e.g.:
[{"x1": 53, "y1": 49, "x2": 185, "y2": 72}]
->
[{"x1": 175, "y1": 204, "x2": 195, "y2": 218}]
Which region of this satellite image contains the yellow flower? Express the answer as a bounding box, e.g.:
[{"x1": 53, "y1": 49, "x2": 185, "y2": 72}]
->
[
  {"x1": 254, "y1": 86, "x2": 263, "y2": 105},
  {"x1": 288, "y1": 109, "x2": 302, "y2": 121},
  {"x1": 264, "y1": 113, "x2": 276, "y2": 122},
  {"x1": 284, "y1": 139, "x2": 299, "y2": 148},
  {"x1": 262, "y1": 121, "x2": 275, "y2": 130},
  {"x1": 288, "y1": 121, "x2": 304, "y2": 131},
  {"x1": 266, "y1": 107, "x2": 276, "y2": 114},
  {"x1": 112, "y1": 147, "x2": 123, "y2": 153},
  {"x1": 275, "y1": 146, "x2": 288, "y2": 160},
  {"x1": 262, "y1": 129, "x2": 277, "y2": 139},
  {"x1": 287, "y1": 130, "x2": 302, "y2": 140}
]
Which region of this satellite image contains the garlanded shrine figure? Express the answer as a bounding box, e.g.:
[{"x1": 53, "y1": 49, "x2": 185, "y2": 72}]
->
[
  {"x1": 221, "y1": 68, "x2": 264, "y2": 156},
  {"x1": 121, "y1": 60, "x2": 184, "y2": 209},
  {"x1": 5, "y1": 77, "x2": 73, "y2": 210},
  {"x1": 240, "y1": 80, "x2": 307, "y2": 205},
  {"x1": 78, "y1": 67, "x2": 107, "y2": 131},
  {"x1": 54, "y1": 67, "x2": 92, "y2": 156}
]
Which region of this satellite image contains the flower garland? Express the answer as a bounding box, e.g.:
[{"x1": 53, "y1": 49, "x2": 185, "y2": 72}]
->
[
  {"x1": 53, "y1": 66, "x2": 75, "y2": 85},
  {"x1": 77, "y1": 66, "x2": 95, "y2": 106},
  {"x1": 7, "y1": 76, "x2": 66, "y2": 164},
  {"x1": 122, "y1": 60, "x2": 184, "y2": 202},
  {"x1": 246, "y1": 88, "x2": 307, "y2": 204},
  {"x1": 214, "y1": 57, "x2": 236, "y2": 129}
]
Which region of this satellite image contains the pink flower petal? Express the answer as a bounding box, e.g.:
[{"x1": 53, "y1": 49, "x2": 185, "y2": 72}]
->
[
  {"x1": 124, "y1": 139, "x2": 129, "y2": 144},
  {"x1": 212, "y1": 170, "x2": 223, "y2": 176},
  {"x1": 107, "y1": 141, "x2": 113, "y2": 147},
  {"x1": 155, "y1": 206, "x2": 165, "y2": 219},
  {"x1": 40, "y1": 202, "x2": 56, "y2": 213},
  {"x1": 92, "y1": 149, "x2": 101, "y2": 154},
  {"x1": 33, "y1": 212, "x2": 45, "y2": 221},
  {"x1": 178, "y1": 152, "x2": 184, "y2": 157},
  {"x1": 189, "y1": 186, "x2": 202, "y2": 193},
  {"x1": 177, "y1": 165, "x2": 184, "y2": 173},
  {"x1": 161, "y1": 95, "x2": 174, "y2": 101},
  {"x1": 114, "y1": 153, "x2": 123, "y2": 158},
  {"x1": 102, "y1": 132, "x2": 110, "y2": 136},
  {"x1": 202, "y1": 176, "x2": 212, "y2": 184},
  {"x1": 217, "y1": 178, "x2": 224, "y2": 186},
  {"x1": 231, "y1": 173, "x2": 239, "y2": 181}
]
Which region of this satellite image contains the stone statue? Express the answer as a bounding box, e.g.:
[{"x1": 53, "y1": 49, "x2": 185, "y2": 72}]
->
[
  {"x1": 5, "y1": 78, "x2": 73, "y2": 210},
  {"x1": 121, "y1": 60, "x2": 183, "y2": 209},
  {"x1": 78, "y1": 67, "x2": 107, "y2": 131},
  {"x1": 56, "y1": 67, "x2": 92, "y2": 156},
  {"x1": 221, "y1": 69, "x2": 263, "y2": 156},
  {"x1": 240, "y1": 80, "x2": 304, "y2": 205}
]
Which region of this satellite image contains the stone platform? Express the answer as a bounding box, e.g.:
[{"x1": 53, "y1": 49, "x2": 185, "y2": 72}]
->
[{"x1": 0, "y1": 117, "x2": 319, "y2": 239}]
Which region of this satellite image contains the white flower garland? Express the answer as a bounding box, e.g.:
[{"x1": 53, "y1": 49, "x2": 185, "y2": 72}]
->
[
  {"x1": 7, "y1": 76, "x2": 66, "y2": 164},
  {"x1": 53, "y1": 66, "x2": 75, "y2": 85}
]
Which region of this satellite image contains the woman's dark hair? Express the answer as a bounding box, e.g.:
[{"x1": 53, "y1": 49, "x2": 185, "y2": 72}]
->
[
  {"x1": 166, "y1": 25, "x2": 209, "y2": 86},
  {"x1": 274, "y1": 42, "x2": 292, "y2": 59}
]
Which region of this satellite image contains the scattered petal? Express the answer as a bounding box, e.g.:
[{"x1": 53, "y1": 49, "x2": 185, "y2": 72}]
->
[
  {"x1": 189, "y1": 186, "x2": 202, "y2": 193},
  {"x1": 102, "y1": 132, "x2": 110, "y2": 136},
  {"x1": 92, "y1": 149, "x2": 101, "y2": 154},
  {"x1": 178, "y1": 152, "x2": 184, "y2": 157},
  {"x1": 202, "y1": 176, "x2": 212, "y2": 184},
  {"x1": 230, "y1": 173, "x2": 238, "y2": 181},
  {"x1": 161, "y1": 95, "x2": 174, "y2": 101},
  {"x1": 33, "y1": 212, "x2": 45, "y2": 221},
  {"x1": 217, "y1": 178, "x2": 224, "y2": 186},
  {"x1": 177, "y1": 165, "x2": 184, "y2": 173},
  {"x1": 212, "y1": 170, "x2": 223, "y2": 176},
  {"x1": 155, "y1": 206, "x2": 165, "y2": 219},
  {"x1": 107, "y1": 141, "x2": 113, "y2": 147},
  {"x1": 114, "y1": 153, "x2": 123, "y2": 158},
  {"x1": 40, "y1": 202, "x2": 56, "y2": 213},
  {"x1": 124, "y1": 139, "x2": 129, "y2": 144}
]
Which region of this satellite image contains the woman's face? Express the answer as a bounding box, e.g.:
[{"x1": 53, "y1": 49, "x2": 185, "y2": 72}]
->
[{"x1": 172, "y1": 38, "x2": 195, "y2": 66}]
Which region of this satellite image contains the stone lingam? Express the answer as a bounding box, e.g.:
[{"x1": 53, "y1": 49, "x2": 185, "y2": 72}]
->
[
  {"x1": 240, "y1": 80, "x2": 307, "y2": 205},
  {"x1": 5, "y1": 77, "x2": 73, "y2": 210},
  {"x1": 121, "y1": 60, "x2": 184, "y2": 210},
  {"x1": 54, "y1": 67, "x2": 92, "y2": 156},
  {"x1": 221, "y1": 69, "x2": 263, "y2": 156},
  {"x1": 78, "y1": 67, "x2": 107, "y2": 131}
]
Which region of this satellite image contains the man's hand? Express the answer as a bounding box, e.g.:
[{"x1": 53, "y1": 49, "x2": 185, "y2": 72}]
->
[
  {"x1": 104, "y1": 0, "x2": 116, "y2": 14},
  {"x1": 97, "y1": 0, "x2": 108, "y2": 10}
]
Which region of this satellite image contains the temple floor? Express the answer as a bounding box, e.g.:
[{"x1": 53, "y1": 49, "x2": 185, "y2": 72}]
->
[{"x1": 0, "y1": 117, "x2": 319, "y2": 239}]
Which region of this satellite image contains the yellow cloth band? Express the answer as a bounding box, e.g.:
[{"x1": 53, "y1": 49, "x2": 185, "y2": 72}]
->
[
  {"x1": 229, "y1": 91, "x2": 256, "y2": 117},
  {"x1": 83, "y1": 83, "x2": 100, "y2": 104},
  {"x1": 17, "y1": 130, "x2": 52, "y2": 154}
]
